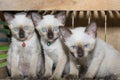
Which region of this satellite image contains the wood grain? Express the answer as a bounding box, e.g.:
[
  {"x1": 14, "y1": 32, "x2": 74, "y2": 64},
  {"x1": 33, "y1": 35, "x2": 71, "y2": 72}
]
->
[{"x1": 0, "y1": 0, "x2": 120, "y2": 10}]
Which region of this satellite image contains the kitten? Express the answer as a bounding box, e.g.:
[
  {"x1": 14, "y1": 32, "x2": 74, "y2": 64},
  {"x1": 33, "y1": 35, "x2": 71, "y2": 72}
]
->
[
  {"x1": 4, "y1": 12, "x2": 43, "y2": 78},
  {"x1": 60, "y1": 22, "x2": 120, "y2": 79},
  {"x1": 32, "y1": 12, "x2": 78, "y2": 79}
]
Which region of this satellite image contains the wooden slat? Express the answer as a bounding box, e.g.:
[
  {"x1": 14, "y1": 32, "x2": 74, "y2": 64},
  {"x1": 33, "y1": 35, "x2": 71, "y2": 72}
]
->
[
  {"x1": 0, "y1": 51, "x2": 7, "y2": 54},
  {"x1": 94, "y1": 11, "x2": 99, "y2": 18},
  {"x1": 114, "y1": 11, "x2": 120, "y2": 19},
  {"x1": 108, "y1": 11, "x2": 114, "y2": 18},
  {"x1": 0, "y1": 45, "x2": 9, "y2": 51},
  {"x1": 0, "y1": 29, "x2": 10, "y2": 35},
  {"x1": 101, "y1": 11, "x2": 106, "y2": 18},
  {"x1": 0, "y1": 0, "x2": 120, "y2": 10},
  {"x1": 79, "y1": 11, "x2": 84, "y2": 18},
  {"x1": 0, "y1": 67, "x2": 8, "y2": 78},
  {"x1": 0, "y1": 62, "x2": 7, "y2": 68},
  {"x1": 0, "y1": 59, "x2": 6, "y2": 63},
  {"x1": 0, "y1": 21, "x2": 8, "y2": 26},
  {"x1": 0, "y1": 38, "x2": 10, "y2": 42},
  {"x1": 0, "y1": 54, "x2": 7, "y2": 60},
  {"x1": 0, "y1": 42, "x2": 9, "y2": 45}
]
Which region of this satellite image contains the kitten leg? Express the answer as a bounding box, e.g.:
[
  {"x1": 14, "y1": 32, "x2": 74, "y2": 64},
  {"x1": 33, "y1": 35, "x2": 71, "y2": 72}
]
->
[
  {"x1": 11, "y1": 51, "x2": 20, "y2": 78},
  {"x1": 85, "y1": 52, "x2": 104, "y2": 78},
  {"x1": 7, "y1": 48, "x2": 12, "y2": 74},
  {"x1": 29, "y1": 51, "x2": 39, "y2": 78},
  {"x1": 44, "y1": 53, "x2": 53, "y2": 77},
  {"x1": 69, "y1": 60, "x2": 79, "y2": 76},
  {"x1": 64, "y1": 60, "x2": 79, "y2": 79},
  {"x1": 51, "y1": 54, "x2": 67, "y2": 79}
]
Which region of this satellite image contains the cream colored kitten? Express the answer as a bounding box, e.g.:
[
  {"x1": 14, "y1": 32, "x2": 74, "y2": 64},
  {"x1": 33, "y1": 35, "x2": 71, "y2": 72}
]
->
[
  {"x1": 4, "y1": 12, "x2": 43, "y2": 78},
  {"x1": 60, "y1": 22, "x2": 120, "y2": 79},
  {"x1": 32, "y1": 12, "x2": 67, "y2": 79}
]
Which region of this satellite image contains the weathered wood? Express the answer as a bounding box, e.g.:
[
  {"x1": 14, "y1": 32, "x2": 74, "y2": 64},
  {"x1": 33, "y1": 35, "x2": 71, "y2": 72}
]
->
[
  {"x1": 0, "y1": 67, "x2": 8, "y2": 79},
  {"x1": 0, "y1": 0, "x2": 120, "y2": 10}
]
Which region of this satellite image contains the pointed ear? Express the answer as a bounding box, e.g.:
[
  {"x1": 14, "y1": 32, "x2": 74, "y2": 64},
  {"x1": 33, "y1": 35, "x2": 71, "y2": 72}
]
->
[
  {"x1": 85, "y1": 22, "x2": 97, "y2": 38},
  {"x1": 59, "y1": 26, "x2": 72, "y2": 41},
  {"x1": 4, "y1": 12, "x2": 14, "y2": 24},
  {"x1": 55, "y1": 12, "x2": 66, "y2": 24},
  {"x1": 26, "y1": 12, "x2": 32, "y2": 19},
  {"x1": 31, "y1": 12, "x2": 42, "y2": 26}
]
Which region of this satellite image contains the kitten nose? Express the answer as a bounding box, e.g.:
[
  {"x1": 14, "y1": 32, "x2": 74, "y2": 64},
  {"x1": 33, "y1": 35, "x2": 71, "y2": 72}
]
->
[
  {"x1": 48, "y1": 34, "x2": 53, "y2": 39},
  {"x1": 19, "y1": 29, "x2": 25, "y2": 38},
  {"x1": 77, "y1": 48, "x2": 84, "y2": 57},
  {"x1": 47, "y1": 30, "x2": 54, "y2": 39}
]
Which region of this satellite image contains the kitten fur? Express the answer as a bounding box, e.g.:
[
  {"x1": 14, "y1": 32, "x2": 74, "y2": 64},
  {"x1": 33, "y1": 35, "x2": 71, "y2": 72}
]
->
[
  {"x1": 4, "y1": 12, "x2": 43, "y2": 78},
  {"x1": 32, "y1": 12, "x2": 78, "y2": 79},
  {"x1": 60, "y1": 22, "x2": 120, "y2": 79}
]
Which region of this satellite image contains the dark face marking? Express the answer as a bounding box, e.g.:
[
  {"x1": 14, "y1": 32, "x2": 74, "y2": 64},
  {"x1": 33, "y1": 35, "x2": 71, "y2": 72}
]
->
[
  {"x1": 77, "y1": 46, "x2": 84, "y2": 57},
  {"x1": 47, "y1": 28, "x2": 54, "y2": 39},
  {"x1": 19, "y1": 28, "x2": 25, "y2": 38},
  {"x1": 70, "y1": 52, "x2": 75, "y2": 57},
  {"x1": 59, "y1": 26, "x2": 72, "y2": 41},
  {"x1": 85, "y1": 22, "x2": 97, "y2": 38}
]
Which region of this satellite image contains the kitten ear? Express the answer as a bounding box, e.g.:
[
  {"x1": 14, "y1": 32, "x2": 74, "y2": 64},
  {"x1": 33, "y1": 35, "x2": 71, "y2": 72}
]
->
[
  {"x1": 85, "y1": 22, "x2": 97, "y2": 38},
  {"x1": 26, "y1": 12, "x2": 32, "y2": 19},
  {"x1": 4, "y1": 12, "x2": 14, "y2": 24},
  {"x1": 55, "y1": 12, "x2": 66, "y2": 25},
  {"x1": 59, "y1": 26, "x2": 72, "y2": 41},
  {"x1": 31, "y1": 12, "x2": 42, "y2": 26}
]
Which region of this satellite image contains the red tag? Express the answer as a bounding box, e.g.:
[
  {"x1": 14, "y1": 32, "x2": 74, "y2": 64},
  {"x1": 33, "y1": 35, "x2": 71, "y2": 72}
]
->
[{"x1": 22, "y1": 42, "x2": 26, "y2": 47}]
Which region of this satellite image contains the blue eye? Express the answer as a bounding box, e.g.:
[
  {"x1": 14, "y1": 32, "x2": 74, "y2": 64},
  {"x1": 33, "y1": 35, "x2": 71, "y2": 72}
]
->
[
  {"x1": 84, "y1": 44, "x2": 89, "y2": 48},
  {"x1": 53, "y1": 26, "x2": 58, "y2": 31},
  {"x1": 13, "y1": 27, "x2": 19, "y2": 32},
  {"x1": 72, "y1": 46, "x2": 76, "y2": 49},
  {"x1": 24, "y1": 26, "x2": 29, "y2": 30},
  {"x1": 41, "y1": 28, "x2": 47, "y2": 32}
]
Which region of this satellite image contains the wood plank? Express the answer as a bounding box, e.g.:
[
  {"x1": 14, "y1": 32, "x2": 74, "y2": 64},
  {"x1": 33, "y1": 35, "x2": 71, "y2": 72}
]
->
[
  {"x1": 0, "y1": 67, "x2": 8, "y2": 79},
  {"x1": 0, "y1": 0, "x2": 120, "y2": 10}
]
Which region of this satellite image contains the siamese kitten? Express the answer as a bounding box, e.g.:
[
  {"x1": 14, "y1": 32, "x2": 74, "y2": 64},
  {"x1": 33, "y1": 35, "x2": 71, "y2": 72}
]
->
[
  {"x1": 4, "y1": 12, "x2": 43, "y2": 78},
  {"x1": 60, "y1": 22, "x2": 120, "y2": 79},
  {"x1": 32, "y1": 12, "x2": 67, "y2": 79}
]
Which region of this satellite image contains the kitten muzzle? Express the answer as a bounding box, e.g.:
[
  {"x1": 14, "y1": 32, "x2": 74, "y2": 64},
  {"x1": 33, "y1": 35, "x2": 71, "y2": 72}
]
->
[
  {"x1": 19, "y1": 29, "x2": 25, "y2": 38},
  {"x1": 47, "y1": 30, "x2": 54, "y2": 39},
  {"x1": 77, "y1": 47, "x2": 84, "y2": 57}
]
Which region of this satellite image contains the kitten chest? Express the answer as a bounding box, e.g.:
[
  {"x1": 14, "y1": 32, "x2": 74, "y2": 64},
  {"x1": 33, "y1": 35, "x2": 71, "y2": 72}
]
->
[{"x1": 44, "y1": 44, "x2": 58, "y2": 63}]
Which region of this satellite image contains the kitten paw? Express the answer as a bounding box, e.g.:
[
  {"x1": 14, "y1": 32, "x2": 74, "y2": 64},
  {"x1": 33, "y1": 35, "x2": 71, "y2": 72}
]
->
[
  {"x1": 64, "y1": 74, "x2": 78, "y2": 80},
  {"x1": 26, "y1": 76, "x2": 38, "y2": 80},
  {"x1": 41, "y1": 76, "x2": 51, "y2": 80},
  {"x1": 11, "y1": 75, "x2": 24, "y2": 80},
  {"x1": 104, "y1": 74, "x2": 117, "y2": 80}
]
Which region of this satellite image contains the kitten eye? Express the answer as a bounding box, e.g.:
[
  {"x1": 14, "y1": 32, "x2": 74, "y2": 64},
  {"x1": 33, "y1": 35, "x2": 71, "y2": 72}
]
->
[
  {"x1": 53, "y1": 26, "x2": 58, "y2": 31},
  {"x1": 84, "y1": 44, "x2": 89, "y2": 48},
  {"x1": 24, "y1": 26, "x2": 29, "y2": 30},
  {"x1": 71, "y1": 45, "x2": 76, "y2": 49},
  {"x1": 41, "y1": 27, "x2": 47, "y2": 32},
  {"x1": 13, "y1": 27, "x2": 19, "y2": 32}
]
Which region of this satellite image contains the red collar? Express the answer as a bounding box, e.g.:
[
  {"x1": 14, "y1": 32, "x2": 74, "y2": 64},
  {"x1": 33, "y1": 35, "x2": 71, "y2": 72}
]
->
[{"x1": 21, "y1": 32, "x2": 34, "y2": 47}]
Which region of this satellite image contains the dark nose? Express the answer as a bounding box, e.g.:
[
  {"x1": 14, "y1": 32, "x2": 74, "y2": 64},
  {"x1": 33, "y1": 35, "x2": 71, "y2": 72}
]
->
[
  {"x1": 77, "y1": 48, "x2": 84, "y2": 57},
  {"x1": 47, "y1": 30, "x2": 54, "y2": 39},
  {"x1": 19, "y1": 29, "x2": 25, "y2": 38}
]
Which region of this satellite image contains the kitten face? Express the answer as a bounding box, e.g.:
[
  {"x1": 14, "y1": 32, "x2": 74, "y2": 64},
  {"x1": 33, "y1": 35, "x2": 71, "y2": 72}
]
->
[
  {"x1": 4, "y1": 12, "x2": 35, "y2": 41},
  {"x1": 60, "y1": 22, "x2": 97, "y2": 58},
  {"x1": 32, "y1": 12, "x2": 66, "y2": 42}
]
